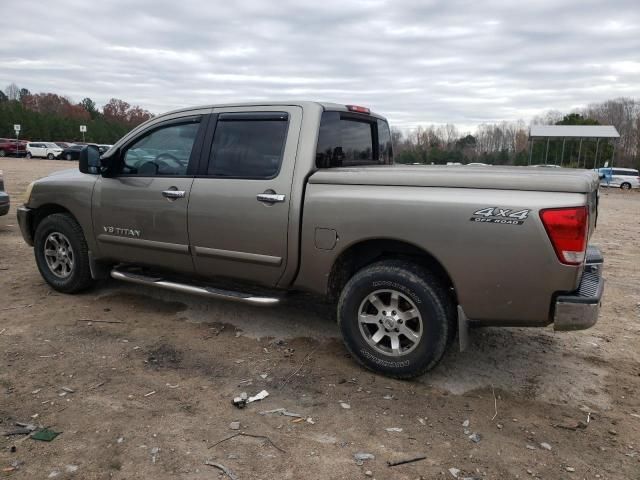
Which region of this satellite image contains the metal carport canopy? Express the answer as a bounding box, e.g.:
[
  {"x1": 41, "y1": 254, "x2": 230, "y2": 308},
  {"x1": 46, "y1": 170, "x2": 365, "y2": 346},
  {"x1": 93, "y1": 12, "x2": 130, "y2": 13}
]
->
[{"x1": 529, "y1": 125, "x2": 619, "y2": 138}]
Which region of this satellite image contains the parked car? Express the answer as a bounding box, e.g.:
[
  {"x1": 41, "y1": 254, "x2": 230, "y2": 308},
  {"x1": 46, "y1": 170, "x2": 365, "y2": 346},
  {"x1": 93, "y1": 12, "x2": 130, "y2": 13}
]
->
[
  {"x1": 26, "y1": 142, "x2": 63, "y2": 160},
  {"x1": 60, "y1": 144, "x2": 84, "y2": 161},
  {"x1": 55, "y1": 142, "x2": 75, "y2": 149},
  {"x1": 0, "y1": 170, "x2": 9, "y2": 216},
  {"x1": 0, "y1": 138, "x2": 27, "y2": 157},
  {"x1": 532, "y1": 164, "x2": 561, "y2": 168},
  {"x1": 596, "y1": 167, "x2": 640, "y2": 190},
  {"x1": 98, "y1": 144, "x2": 113, "y2": 154},
  {"x1": 16, "y1": 101, "x2": 604, "y2": 378}
]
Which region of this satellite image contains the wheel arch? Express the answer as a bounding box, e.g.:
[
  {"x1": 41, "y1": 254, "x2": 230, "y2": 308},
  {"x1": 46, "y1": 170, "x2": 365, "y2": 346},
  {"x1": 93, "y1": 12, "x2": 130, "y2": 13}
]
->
[
  {"x1": 30, "y1": 204, "x2": 76, "y2": 237},
  {"x1": 327, "y1": 238, "x2": 458, "y2": 305}
]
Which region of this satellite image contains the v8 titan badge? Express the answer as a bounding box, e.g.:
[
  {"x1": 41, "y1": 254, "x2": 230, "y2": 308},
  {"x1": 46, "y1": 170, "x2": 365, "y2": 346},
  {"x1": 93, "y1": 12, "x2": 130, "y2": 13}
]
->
[{"x1": 470, "y1": 207, "x2": 530, "y2": 225}]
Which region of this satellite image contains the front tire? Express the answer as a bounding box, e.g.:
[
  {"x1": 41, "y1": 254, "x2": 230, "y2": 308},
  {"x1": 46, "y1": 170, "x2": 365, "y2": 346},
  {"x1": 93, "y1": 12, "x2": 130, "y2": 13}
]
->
[
  {"x1": 26, "y1": 152, "x2": 32, "y2": 159},
  {"x1": 0, "y1": 149, "x2": 6, "y2": 157},
  {"x1": 34, "y1": 213, "x2": 94, "y2": 293},
  {"x1": 620, "y1": 182, "x2": 631, "y2": 190},
  {"x1": 337, "y1": 259, "x2": 453, "y2": 379},
  {"x1": 66, "y1": 153, "x2": 73, "y2": 161},
  {"x1": 47, "y1": 153, "x2": 54, "y2": 160}
]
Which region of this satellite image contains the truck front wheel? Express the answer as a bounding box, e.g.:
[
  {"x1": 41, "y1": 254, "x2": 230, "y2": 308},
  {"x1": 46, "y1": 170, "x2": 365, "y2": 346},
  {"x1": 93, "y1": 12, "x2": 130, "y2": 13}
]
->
[
  {"x1": 338, "y1": 259, "x2": 453, "y2": 378},
  {"x1": 33, "y1": 213, "x2": 94, "y2": 293}
]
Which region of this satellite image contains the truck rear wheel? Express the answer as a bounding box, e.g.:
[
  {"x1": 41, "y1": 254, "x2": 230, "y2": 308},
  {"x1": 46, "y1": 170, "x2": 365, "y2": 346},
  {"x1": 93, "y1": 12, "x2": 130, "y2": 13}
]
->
[
  {"x1": 34, "y1": 213, "x2": 94, "y2": 293},
  {"x1": 338, "y1": 259, "x2": 452, "y2": 378}
]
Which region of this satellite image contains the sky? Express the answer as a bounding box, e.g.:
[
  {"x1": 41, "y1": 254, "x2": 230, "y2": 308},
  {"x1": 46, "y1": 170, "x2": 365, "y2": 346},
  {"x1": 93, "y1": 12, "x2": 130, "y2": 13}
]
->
[{"x1": 1, "y1": 0, "x2": 639, "y2": 131}]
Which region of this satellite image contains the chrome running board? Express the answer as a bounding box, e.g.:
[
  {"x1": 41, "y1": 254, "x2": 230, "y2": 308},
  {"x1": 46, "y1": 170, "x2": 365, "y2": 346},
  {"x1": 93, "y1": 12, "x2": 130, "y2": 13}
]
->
[{"x1": 111, "y1": 268, "x2": 280, "y2": 306}]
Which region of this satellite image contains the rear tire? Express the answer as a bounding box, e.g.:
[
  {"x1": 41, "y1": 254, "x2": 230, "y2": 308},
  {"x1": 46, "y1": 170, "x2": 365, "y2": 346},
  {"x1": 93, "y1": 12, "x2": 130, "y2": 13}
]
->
[
  {"x1": 621, "y1": 182, "x2": 631, "y2": 190},
  {"x1": 34, "y1": 213, "x2": 94, "y2": 293},
  {"x1": 0, "y1": 149, "x2": 6, "y2": 157},
  {"x1": 66, "y1": 153, "x2": 72, "y2": 161},
  {"x1": 337, "y1": 259, "x2": 453, "y2": 378},
  {"x1": 26, "y1": 152, "x2": 32, "y2": 159}
]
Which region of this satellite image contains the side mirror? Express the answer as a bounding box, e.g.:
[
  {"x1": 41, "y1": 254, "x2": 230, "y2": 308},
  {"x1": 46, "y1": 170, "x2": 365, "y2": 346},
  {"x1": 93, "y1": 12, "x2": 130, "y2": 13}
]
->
[{"x1": 79, "y1": 145, "x2": 101, "y2": 174}]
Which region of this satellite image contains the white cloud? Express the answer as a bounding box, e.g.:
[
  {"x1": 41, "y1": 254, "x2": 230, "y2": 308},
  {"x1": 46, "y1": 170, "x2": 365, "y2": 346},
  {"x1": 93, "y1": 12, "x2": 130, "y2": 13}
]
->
[{"x1": 0, "y1": 0, "x2": 638, "y2": 130}]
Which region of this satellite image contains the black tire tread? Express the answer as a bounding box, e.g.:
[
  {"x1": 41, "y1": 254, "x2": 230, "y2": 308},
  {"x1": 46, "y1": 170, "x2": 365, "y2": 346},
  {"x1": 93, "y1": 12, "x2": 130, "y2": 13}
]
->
[
  {"x1": 337, "y1": 259, "x2": 454, "y2": 379},
  {"x1": 34, "y1": 213, "x2": 93, "y2": 293}
]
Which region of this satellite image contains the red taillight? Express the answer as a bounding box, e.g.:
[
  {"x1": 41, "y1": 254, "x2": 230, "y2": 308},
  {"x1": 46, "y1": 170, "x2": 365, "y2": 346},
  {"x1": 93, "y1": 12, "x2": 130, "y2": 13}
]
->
[
  {"x1": 346, "y1": 105, "x2": 370, "y2": 114},
  {"x1": 540, "y1": 206, "x2": 588, "y2": 265}
]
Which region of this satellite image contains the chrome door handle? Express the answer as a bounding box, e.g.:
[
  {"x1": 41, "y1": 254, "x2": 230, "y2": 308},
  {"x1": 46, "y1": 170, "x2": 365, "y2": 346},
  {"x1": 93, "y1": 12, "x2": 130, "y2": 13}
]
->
[
  {"x1": 162, "y1": 190, "x2": 186, "y2": 199},
  {"x1": 257, "y1": 193, "x2": 286, "y2": 203}
]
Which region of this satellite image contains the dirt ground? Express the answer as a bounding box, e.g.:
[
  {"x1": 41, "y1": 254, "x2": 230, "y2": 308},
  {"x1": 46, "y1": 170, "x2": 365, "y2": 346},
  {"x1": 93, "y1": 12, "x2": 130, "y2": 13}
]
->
[{"x1": 1, "y1": 158, "x2": 639, "y2": 480}]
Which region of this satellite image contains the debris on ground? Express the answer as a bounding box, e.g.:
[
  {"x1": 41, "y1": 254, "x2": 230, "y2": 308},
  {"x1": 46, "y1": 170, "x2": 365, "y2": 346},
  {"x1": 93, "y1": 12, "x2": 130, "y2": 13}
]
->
[
  {"x1": 150, "y1": 447, "x2": 160, "y2": 464},
  {"x1": 60, "y1": 386, "x2": 75, "y2": 393},
  {"x1": 233, "y1": 392, "x2": 249, "y2": 408},
  {"x1": 385, "y1": 427, "x2": 403, "y2": 432},
  {"x1": 553, "y1": 420, "x2": 587, "y2": 431},
  {"x1": 387, "y1": 455, "x2": 426, "y2": 467},
  {"x1": 209, "y1": 432, "x2": 286, "y2": 453},
  {"x1": 232, "y1": 390, "x2": 269, "y2": 408},
  {"x1": 3, "y1": 422, "x2": 36, "y2": 437},
  {"x1": 232, "y1": 389, "x2": 269, "y2": 408},
  {"x1": 468, "y1": 432, "x2": 482, "y2": 443},
  {"x1": 31, "y1": 428, "x2": 61, "y2": 442},
  {"x1": 339, "y1": 402, "x2": 351, "y2": 409},
  {"x1": 462, "y1": 419, "x2": 470, "y2": 427},
  {"x1": 449, "y1": 467, "x2": 461, "y2": 478},
  {"x1": 566, "y1": 466, "x2": 576, "y2": 472},
  {"x1": 229, "y1": 421, "x2": 240, "y2": 430},
  {"x1": 540, "y1": 442, "x2": 552, "y2": 451},
  {"x1": 354, "y1": 452, "x2": 375, "y2": 465},
  {"x1": 204, "y1": 460, "x2": 239, "y2": 480},
  {"x1": 259, "y1": 408, "x2": 304, "y2": 418}
]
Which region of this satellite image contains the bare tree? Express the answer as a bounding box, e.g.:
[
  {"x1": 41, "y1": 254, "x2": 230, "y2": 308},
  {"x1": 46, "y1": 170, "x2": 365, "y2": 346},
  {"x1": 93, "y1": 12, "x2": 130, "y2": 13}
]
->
[{"x1": 5, "y1": 83, "x2": 19, "y2": 101}]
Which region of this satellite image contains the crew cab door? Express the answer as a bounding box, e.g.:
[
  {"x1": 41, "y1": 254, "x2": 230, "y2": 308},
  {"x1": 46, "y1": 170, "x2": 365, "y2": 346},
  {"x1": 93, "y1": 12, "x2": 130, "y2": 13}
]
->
[
  {"x1": 188, "y1": 106, "x2": 302, "y2": 286},
  {"x1": 92, "y1": 113, "x2": 209, "y2": 273}
]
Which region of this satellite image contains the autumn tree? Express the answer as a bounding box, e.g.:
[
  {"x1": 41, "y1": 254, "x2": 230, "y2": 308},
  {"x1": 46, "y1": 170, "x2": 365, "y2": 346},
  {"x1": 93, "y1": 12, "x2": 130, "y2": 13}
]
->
[{"x1": 103, "y1": 98, "x2": 131, "y2": 122}]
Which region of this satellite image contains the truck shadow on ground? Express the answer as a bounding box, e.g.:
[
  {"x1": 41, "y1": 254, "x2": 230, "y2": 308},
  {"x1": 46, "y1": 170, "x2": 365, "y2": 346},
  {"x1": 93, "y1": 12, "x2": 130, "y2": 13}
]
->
[{"x1": 97, "y1": 280, "x2": 610, "y2": 410}]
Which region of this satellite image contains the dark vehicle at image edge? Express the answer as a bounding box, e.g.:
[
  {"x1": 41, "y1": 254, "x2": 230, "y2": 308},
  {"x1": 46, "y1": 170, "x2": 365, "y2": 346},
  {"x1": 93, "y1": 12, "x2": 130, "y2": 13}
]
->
[
  {"x1": 16, "y1": 101, "x2": 605, "y2": 378},
  {"x1": 60, "y1": 144, "x2": 84, "y2": 161},
  {"x1": 0, "y1": 170, "x2": 9, "y2": 216}
]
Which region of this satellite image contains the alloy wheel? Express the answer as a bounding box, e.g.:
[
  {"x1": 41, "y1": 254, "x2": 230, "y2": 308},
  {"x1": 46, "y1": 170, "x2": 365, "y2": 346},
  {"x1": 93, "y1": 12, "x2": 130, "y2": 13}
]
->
[
  {"x1": 358, "y1": 289, "x2": 423, "y2": 356},
  {"x1": 44, "y1": 232, "x2": 75, "y2": 278}
]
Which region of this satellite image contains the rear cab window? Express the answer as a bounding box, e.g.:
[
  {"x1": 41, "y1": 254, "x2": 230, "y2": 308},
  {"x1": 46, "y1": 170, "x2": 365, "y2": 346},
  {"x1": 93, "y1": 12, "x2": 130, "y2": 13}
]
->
[{"x1": 316, "y1": 110, "x2": 393, "y2": 168}]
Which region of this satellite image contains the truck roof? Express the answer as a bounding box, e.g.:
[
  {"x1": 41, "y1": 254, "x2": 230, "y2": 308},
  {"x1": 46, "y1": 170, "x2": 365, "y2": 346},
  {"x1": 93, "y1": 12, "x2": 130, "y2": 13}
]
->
[{"x1": 157, "y1": 101, "x2": 386, "y2": 120}]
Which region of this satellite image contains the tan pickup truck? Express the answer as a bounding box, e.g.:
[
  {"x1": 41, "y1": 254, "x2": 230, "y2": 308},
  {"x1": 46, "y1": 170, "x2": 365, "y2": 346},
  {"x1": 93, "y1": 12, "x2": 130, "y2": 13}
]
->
[{"x1": 17, "y1": 101, "x2": 604, "y2": 378}]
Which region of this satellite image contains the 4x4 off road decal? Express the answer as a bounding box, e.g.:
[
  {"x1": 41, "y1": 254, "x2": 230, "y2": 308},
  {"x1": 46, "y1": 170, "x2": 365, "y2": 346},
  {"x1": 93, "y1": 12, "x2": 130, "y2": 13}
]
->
[{"x1": 470, "y1": 207, "x2": 530, "y2": 225}]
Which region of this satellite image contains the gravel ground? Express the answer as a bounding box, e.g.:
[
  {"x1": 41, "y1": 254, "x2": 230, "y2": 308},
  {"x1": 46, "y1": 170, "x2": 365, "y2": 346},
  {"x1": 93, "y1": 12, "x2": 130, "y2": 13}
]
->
[{"x1": 1, "y1": 157, "x2": 639, "y2": 479}]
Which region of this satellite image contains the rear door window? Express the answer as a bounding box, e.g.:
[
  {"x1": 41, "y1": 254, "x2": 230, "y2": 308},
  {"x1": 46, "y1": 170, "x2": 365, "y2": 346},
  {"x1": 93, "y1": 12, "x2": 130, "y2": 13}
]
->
[
  {"x1": 207, "y1": 112, "x2": 289, "y2": 179},
  {"x1": 316, "y1": 111, "x2": 392, "y2": 168}
]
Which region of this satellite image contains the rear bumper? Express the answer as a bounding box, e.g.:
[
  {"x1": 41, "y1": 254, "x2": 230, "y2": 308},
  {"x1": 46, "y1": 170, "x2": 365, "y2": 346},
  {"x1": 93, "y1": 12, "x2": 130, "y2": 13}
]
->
[
  {"x1": 553, "y1": 246, "x2": 604, "y2": 331},
  {"x1": 17, "y1": 205, "x2": 34, "y2": 245}
]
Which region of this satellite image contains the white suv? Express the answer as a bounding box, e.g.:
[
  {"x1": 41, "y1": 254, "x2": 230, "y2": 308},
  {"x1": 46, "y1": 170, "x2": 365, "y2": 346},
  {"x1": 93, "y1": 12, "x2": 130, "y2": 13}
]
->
[
  {"x1": 26, "y1": 142, "x2": 63, "y2": 160},
  {"x1": 597, "y1": 167, "x2": 640, "y2": 190}
]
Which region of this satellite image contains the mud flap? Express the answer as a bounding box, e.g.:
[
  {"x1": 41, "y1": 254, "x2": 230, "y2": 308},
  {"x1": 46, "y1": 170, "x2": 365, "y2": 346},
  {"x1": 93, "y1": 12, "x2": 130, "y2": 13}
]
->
[{"x1": 457, "y1": 305, "x2": 470, "y2": 352}]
